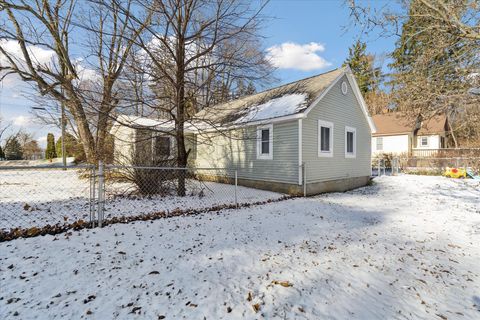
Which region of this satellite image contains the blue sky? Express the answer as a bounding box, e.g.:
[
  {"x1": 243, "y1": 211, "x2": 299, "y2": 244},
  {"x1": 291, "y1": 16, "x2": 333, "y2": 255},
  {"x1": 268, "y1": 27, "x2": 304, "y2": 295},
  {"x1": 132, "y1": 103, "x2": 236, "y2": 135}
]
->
[
  {"x1": 263, "y1": 0, "x2": 395, "y2": 83},
  {"x1": 0, "y1": 0, "x2": 396, "y2": 147}
]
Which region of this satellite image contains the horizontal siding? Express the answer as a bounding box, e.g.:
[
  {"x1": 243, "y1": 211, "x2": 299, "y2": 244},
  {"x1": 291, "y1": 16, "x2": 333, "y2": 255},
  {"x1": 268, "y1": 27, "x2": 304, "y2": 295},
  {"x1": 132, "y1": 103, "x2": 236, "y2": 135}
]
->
[
  {"x1": 195, "y1": 121, "x2": 299, "y2": 184},
  {"x1": 112, "y1": 126, "x2": 135, "y2": 165},
  {"x1": 303, "y1": 74, "x2": 372, "y2": 182}
]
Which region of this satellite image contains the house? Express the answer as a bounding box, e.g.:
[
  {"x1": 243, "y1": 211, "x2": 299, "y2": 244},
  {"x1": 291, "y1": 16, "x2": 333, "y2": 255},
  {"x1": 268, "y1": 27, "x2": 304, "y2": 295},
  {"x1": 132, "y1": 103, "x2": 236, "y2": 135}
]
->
[
  {"x1": 110, "y1": 116, "x2": 196, "y2": 166},
  {"x1": 371, "y1": 112, "x2": 449, "y2": 157},
  {"x1": 112, "y1": 66, "x2": 376, "y2": 195}
]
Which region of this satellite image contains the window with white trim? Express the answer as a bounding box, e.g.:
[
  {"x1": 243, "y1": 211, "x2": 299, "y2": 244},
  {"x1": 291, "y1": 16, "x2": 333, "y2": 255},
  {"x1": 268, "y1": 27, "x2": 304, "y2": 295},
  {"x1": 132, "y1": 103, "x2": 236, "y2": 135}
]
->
[
  {"x1": 376, "y1": 137, "x2": 383, "y2": 151},
  {"x1": 345, "y1": 126, "x2": 356, "y2": 158},
  {"x1": 256, "y1": 124, "x2": 273, "y2": 159},
  {"x1": 318, "y1": 120, "x2": 334, "y2": 157},
  {"x1": 420, "y1": 136, "x2": 428, "y2": 147}
]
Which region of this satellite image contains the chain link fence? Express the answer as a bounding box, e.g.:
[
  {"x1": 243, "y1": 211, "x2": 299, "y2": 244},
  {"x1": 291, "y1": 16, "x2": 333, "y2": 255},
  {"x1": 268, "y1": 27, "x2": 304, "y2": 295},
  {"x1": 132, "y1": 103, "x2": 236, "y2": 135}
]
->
[
  {"x1": 0, "y1": 166, "x2": 96, "y2": 231},
  {"x1": 101, "y1": 165, "x2": 283, "y2": 224},
  {"x1": 0, "y1": 164, "x2": 285, "y2": 234}
]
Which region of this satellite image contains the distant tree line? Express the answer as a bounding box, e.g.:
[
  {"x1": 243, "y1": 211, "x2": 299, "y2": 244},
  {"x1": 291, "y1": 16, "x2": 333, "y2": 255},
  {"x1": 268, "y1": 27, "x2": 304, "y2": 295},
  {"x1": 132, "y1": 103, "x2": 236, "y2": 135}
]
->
[{"x1": 0, "y1": 130, "x2": 85, "y2": 162}]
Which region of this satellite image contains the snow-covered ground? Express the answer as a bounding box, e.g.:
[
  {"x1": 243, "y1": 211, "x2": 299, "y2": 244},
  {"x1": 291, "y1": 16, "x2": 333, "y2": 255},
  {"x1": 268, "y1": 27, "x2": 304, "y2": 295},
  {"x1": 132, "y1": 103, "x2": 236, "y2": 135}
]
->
[
  {"x1": 1, "y1": 175, "x2": 479, "y2": 319},
  {"x1": 0, "y1": 168, "x2": 282, "y2": 230}
]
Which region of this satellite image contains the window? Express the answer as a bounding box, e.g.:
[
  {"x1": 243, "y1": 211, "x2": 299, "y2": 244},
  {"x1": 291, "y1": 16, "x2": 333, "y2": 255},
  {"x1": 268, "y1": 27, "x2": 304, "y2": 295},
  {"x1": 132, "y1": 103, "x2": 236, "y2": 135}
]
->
[
  {"x1": 318, "y1": 120, "x2": 334, "y2": 157},
  {"x1": 420, "y1": 136, "x2": 428, "y2": 147},
  {"x1": 345, "y1": 126, "x2": 356, "y2": 158},
  {"x1": 256, "y1": 124, "x2": 273, "y2": 159},
  {"x1": 154, "y1": 136, "x2": 171, "y2": 159},
  {"x1": 376, "y1": 137, "x2": 383, "y2": 151}
]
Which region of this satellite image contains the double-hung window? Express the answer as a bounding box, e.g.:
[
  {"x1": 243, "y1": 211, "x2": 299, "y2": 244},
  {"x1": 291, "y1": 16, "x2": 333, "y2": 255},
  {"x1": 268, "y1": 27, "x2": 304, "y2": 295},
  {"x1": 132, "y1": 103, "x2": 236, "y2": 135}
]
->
[
  {"x1": 318, "y1": 120, "x2": 334, "y2": 157},
  {"x1": 376, "y1": 137, "x2": 383, "y2": 151},
  {"x1": 345, "y1": 126, "x2": 356, "y2": 158},
  {"x1": 257, "y1": 124, "x2": 273, "y2": 159}
]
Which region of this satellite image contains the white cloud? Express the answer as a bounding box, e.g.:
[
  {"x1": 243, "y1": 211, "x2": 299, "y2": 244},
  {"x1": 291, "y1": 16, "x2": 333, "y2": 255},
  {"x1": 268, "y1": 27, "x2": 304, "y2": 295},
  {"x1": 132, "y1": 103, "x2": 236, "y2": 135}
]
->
[
  {"x1": 266, "y1": 42, "x2": 331, "y2": 71},
  {"x1": 0, "y1": 39, "x2": 56, "y2": 69},
  {"x1": 0, "y1": 39, "x2": 57, "y2": 89},
  {"x1": 12, "y1": 115, "x2": 31, "y2": 126},
  {"x1": 74, "y1": 61, "x2": 99, "y2": 83}
]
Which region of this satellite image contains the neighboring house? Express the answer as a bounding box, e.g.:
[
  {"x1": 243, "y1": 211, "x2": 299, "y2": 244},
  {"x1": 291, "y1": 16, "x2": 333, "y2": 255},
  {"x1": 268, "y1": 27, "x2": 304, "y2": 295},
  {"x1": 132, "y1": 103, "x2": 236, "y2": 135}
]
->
[
  {"x1": 371, "y1": 112, "x2": 449, "y2": 156},
  {"x1": 112, "y1": 66, "x2": 376, "y2": 195},
  {"x1": 110, "y1": 116, "x2": 196, "y2": 165}
]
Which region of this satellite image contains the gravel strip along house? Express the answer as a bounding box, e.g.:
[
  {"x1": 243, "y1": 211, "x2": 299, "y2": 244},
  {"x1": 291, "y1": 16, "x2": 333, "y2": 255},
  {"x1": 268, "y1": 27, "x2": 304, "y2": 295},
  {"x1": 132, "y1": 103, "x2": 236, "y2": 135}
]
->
[{"x1": 112, "y1": 66, "x2": 376, "y2": 195}]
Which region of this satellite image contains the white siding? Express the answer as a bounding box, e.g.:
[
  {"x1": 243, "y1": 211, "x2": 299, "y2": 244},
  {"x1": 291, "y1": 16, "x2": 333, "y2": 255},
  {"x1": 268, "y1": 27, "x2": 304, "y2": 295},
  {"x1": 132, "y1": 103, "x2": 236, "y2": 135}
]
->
[
  {"x1": 111, "y1": 125, "x2": 135, "y2": 165},
  {"x1": 372, "y1": 135, "x2": 410, "y2": 155},
  {"x1": 416, "y1": 135, "x2": 441, "y2": 149}
]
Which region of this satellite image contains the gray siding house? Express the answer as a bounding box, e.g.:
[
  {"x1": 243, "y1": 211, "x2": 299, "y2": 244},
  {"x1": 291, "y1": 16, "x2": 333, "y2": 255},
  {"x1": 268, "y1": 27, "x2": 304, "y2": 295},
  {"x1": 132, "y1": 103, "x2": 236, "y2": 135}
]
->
[{"x1": 112, "y1": 67, "x2": 376, "y2": 195}]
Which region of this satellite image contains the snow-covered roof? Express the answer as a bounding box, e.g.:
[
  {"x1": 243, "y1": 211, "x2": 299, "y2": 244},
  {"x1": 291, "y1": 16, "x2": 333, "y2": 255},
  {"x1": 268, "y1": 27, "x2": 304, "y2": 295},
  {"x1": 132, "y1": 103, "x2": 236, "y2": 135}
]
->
[
  {"x1": 233, "y1": 93, "x2": 308, "y2": 124},
  {"x1": 195, "y1": 67, "x2": 346, "y2": 126}
]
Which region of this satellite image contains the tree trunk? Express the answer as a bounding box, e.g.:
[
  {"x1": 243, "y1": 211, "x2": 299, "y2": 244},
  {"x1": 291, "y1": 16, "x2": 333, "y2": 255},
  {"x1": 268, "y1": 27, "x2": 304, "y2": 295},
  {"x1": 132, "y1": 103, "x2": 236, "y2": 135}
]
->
[
  {"x1": 96, "y1": 98, "x2": 111, "y2": 163},
  {"x1": 68, "y1": 102, "x2": 97, "y2": 163},
  {"x1": 176, "y1": 26, "x2": 187, "y2": 196},
  {"x1": 447, "y1": 114, "x2": 458, "y2": 148}
]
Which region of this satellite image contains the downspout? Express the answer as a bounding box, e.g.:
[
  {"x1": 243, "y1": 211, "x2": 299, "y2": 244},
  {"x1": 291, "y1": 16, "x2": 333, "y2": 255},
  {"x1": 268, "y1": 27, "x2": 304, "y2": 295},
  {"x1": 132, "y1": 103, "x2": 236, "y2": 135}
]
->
[{"x1": 298, "y1": 118, "x2": 303, "y2": 185}]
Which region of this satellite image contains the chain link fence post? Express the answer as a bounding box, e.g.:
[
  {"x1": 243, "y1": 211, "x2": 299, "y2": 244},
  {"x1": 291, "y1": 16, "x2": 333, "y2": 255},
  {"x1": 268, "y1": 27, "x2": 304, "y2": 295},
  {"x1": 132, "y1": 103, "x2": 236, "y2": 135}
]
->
[
  {"x1": 234, "y1": 169, "x2": 238, "y2": 207},
  {"x1": 303, "y1": 163, "x2": 307, "y2": 197},
  {"x1": 89, "y1": 166, "x2": 96, "y2": 227},
  {"x1": 97, "y1": 161, "x2": 105, "y2": 228}
]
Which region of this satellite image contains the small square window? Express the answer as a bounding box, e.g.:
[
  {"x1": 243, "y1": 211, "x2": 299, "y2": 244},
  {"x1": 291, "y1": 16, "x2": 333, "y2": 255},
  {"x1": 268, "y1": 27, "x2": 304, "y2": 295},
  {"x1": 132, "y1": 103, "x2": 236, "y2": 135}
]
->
[
  {"x1": 345, "y1": 126, "x2": 356, "y2": 158},
  {"x1": 420, "y1": 136, "x2": 428, "y2": 147},
  {"x1": 318, "y1": 120, "x2": 334, "y2": 157},
  {"x1": 155, "y1": 136, "x2": 171, "y2": 159}
]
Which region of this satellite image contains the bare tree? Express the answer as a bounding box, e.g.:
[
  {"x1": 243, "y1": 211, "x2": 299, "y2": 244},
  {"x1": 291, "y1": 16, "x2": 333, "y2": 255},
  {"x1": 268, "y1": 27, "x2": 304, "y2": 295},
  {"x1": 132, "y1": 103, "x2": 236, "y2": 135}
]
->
[
  {"x1": 114, "y1": 0, "x2": 273, "y2": 195},
  {"x1": 0, "y1": 0, "x2": 151, "y2": 162},
  {"x1": 0, "y1": 115, "x2": 12, "y2": 142},
  {"x1": 347, "y1": 0, "x2": 480, "y2": 39},
  {"x1": 347, "y1": 0, "x2": 480, "y2": 146},
  {"x1": 16, "y1": 130, "x2": 41, "y2": 159}
]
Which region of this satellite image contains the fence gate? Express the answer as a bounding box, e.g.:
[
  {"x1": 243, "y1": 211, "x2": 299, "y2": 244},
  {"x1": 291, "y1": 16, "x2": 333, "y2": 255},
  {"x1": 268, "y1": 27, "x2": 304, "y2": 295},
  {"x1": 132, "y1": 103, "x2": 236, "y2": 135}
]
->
[{"x1": 373, "y1": 158, "x2": 400, "y2": 177}]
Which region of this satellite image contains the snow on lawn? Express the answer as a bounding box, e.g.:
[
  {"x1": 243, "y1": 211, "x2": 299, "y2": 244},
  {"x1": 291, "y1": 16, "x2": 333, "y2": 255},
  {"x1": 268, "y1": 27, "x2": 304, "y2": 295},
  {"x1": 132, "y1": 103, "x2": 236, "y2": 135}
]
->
[
  {"x1": 0, "y1": 169, "x2": 282, "y2": 230},
  {"x1": 1, "y1": 175, "x2": 479, "y2": 319}
]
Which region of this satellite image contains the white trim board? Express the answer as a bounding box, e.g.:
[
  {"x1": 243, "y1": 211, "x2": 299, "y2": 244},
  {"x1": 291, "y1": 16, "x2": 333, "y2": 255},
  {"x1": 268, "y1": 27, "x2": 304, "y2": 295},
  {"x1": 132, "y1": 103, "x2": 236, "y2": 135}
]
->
[
  {"x1": 345, "y1": 126, "x2": 357, "y2": 158},
  {"x1": 256, "y1": 124, "x2": 273, "y2": 160},
  {"x1": 317, "y1": 119, "x2": 334, "y2": 158}
]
